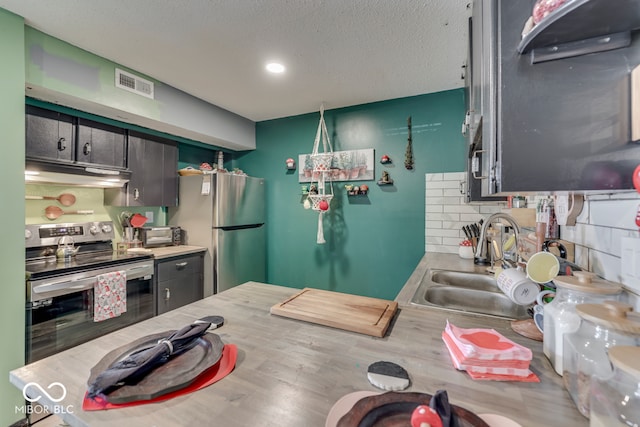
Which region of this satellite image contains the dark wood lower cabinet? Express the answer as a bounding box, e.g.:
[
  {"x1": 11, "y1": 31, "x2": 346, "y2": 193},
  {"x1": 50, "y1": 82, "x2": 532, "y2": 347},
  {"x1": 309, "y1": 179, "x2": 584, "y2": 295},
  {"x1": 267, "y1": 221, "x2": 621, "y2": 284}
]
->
[{"x1": 155, "y1": 253, "x2": 204, "y2": 315}]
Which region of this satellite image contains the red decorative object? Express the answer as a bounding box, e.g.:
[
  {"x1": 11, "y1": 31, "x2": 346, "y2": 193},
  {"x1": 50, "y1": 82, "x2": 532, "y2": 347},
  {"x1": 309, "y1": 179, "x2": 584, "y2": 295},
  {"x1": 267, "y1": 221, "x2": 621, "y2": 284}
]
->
[
  {"x1": 633, "y1": 164, "x2": 640, "y2": 194},
  {"x1": 532, "y1": 0, "x2": 568, "y2": 24},
  {"x1": 318, "y1": 200, "x2": 329, "y2": 211},
  {"x1": 286, "y1": 158, "x2": 296, "y2": 169},
  {"x1": 380, "y1": 154, "x2": 391, "y2": 164}
]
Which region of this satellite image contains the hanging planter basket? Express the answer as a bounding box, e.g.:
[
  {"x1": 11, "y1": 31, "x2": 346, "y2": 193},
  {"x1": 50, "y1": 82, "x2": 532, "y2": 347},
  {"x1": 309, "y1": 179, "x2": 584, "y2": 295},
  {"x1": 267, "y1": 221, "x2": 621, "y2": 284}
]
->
[
  {"x1": 305, "y1": 105, "x2": 335, "y2": 244},
  {"x1": 308, "y1": 194, "x2": 333, "y2": 211},
  {"x1": 311, "y1": 153, "x2": 333, "y2": 171}
]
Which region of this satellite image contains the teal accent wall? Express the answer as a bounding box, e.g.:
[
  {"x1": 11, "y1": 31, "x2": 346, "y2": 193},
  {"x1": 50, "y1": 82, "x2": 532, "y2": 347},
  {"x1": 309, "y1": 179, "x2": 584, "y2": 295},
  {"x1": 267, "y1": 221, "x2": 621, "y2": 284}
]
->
[
  {"x1": 0, "y1": 8, "x2": 26, "y2": 425},
  {"x1": 238, "y1": 90, "x2": 466, "y2": 300}
]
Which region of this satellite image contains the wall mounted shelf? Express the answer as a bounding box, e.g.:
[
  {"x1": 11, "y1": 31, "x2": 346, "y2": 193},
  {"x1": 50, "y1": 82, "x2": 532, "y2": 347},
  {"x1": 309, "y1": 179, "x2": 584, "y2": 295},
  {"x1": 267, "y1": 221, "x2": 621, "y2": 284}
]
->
[{"x1": 517, "y1": 0, "x2": 640, "y2": 63}]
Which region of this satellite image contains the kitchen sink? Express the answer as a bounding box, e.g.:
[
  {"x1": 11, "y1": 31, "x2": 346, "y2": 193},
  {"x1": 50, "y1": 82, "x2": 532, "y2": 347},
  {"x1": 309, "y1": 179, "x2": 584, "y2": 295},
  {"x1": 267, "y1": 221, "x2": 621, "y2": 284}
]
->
[{"x1": 410, "y1": 269, "x2": 530, "y2": 320}]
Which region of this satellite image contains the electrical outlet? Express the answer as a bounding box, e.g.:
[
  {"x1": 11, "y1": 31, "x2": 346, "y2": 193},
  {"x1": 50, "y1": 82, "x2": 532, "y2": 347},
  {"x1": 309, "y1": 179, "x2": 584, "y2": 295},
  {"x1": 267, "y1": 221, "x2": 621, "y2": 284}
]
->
[
  {"x1": 621, "y1": 237, "x2": 640, "y2": 292},
  {"x1": 145, "y1": 211, "x2": 154, "y2": 223}
]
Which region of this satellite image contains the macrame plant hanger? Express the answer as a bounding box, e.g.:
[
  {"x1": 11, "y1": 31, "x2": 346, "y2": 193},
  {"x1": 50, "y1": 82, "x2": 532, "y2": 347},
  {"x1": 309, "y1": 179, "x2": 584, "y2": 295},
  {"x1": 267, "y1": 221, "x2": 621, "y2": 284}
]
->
[{"x1": 307, "y1": 104, "x2": 334, "y2": 244}]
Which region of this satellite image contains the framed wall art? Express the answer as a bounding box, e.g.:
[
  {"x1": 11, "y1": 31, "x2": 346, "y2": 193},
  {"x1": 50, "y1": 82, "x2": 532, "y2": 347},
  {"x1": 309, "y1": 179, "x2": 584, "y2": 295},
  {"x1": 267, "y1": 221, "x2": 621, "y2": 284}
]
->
[{"x1": 298, "y1": 148, "x2": 375, "y2": 183}]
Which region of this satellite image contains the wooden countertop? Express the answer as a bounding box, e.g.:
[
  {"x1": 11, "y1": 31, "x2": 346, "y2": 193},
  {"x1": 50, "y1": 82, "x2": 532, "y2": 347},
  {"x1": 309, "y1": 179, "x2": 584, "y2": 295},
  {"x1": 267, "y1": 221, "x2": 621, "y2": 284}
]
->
[
  {"x1": 10, "y1": 279, "x2": 587, "y2": 427},
  {"x1": 145, "y1": 245, "x2": 206, "y2": 260}
]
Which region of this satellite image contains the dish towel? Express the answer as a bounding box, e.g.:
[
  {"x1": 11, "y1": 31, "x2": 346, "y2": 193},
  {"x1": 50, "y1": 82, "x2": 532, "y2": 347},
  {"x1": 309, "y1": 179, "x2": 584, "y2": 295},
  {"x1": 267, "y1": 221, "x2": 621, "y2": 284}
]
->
[
  {"x1": 442, "y1": 321, "x2": 539, "y2": 382},
  {"x1": 94, "y1": 271, "x2": 127, "y2": 322}
]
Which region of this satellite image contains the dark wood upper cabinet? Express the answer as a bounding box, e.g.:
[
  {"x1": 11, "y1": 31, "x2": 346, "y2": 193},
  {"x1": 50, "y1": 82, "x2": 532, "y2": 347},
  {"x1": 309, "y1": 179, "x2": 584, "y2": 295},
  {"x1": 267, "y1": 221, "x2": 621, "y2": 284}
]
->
[
  {"x1": 76, "y1": 118, "x2": 126, "y2": 169},
  {"x1": 25, "y1": 105, "x2": 75, "y2": 163},
  {"x1": 105, "y1": 132, "x2": 178, "y2": 207}
]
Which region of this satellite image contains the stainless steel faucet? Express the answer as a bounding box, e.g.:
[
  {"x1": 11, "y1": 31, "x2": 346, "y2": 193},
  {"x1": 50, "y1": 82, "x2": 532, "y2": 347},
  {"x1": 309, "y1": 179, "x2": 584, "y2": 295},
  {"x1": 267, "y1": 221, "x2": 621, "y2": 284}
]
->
[{"x1": 474, "y1": 212, "x2": 520, "y2": 265}]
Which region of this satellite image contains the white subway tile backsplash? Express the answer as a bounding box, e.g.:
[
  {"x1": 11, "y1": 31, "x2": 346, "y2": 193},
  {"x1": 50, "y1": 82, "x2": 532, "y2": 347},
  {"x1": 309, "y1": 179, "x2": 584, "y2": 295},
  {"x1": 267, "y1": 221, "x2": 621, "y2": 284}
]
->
[
  {"x1": 589, "y1": 198, "x2": 640, "y2": 229},
  {"x1": 425, "y1": 172, "x2": 505, "y2": 254},
  {"x1": 426, "y1": 188, "x2": 444, "y2": 197},
  {"x1": 427, "y1": 228, "x2": 461, "y2": 238},
  {"x1": 589, "y1": 250, "x2": 621, "y2": 283},
  {"x1": 426, "y1": 204, "x2": 444, "y2": 213},
  {"x1": 443, "y1": 188, "x2": 465, "y2": 197},
  {"x1": 426, "y1": 173, "x2": 444, "y2": 182},
  {"x1": 558, "y1": 191, "x2": 640, "y2": 295},
  {"x1": 444, "y1": 204, "x2": 481, "y2": 214},
  {"x1": 427, "y1": 212, "x2": 460, "y2": 222},
  {"x1": 447, "y1": 172, "x2": 466, "y2": 181},
  {"x1": 426, "y1": 220, "x2": 444, "y2": 229},
  {"x1": 426, "y1": 180, "x2": 462, "y2": 189}
]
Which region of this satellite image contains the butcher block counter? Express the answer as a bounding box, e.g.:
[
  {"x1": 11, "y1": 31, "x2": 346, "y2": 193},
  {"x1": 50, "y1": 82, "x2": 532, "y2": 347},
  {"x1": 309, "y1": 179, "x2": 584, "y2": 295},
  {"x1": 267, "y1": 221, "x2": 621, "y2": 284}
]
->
[
  {"x1": 145, "y1": 244, "x2": 206, "y2": 260},
  {"x1": 10, "y1": 279, "x2": 587, "y2": 427}
]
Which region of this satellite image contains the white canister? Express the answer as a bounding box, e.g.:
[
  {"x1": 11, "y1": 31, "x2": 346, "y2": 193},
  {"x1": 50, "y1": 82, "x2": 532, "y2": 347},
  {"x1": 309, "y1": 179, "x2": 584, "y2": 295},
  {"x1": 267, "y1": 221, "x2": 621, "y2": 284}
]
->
[{"x1": 496, "y1": 268, "x2": 540, "y2": 305}]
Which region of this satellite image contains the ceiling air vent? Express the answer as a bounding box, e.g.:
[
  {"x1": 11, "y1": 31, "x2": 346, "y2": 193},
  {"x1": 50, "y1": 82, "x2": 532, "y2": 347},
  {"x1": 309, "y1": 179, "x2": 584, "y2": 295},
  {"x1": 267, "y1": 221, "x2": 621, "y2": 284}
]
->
[{"x1": 115, "y1": 68, "x2": 154, "y2": 99}]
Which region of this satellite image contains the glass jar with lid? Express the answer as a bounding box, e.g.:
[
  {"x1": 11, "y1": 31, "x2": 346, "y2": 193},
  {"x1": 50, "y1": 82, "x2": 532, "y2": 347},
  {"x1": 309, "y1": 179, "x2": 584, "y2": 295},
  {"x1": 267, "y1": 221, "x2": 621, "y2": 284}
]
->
[
  {"x1": 589, "y1": 346, "x2": 640, "y2": 427},
  {"x1": 543, "y1": 271, "x2": 622, "y2": 375},
  {"x1": 563, "y1": 301, "x2": 640, "y2": 418}
]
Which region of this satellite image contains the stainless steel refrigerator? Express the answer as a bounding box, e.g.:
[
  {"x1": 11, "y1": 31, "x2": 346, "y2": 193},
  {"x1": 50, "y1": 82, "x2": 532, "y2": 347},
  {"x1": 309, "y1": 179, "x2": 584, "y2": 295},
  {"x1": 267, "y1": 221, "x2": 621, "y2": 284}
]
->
[{"x1": 168, "y1": 173, "x2": 266, "y2": 296}]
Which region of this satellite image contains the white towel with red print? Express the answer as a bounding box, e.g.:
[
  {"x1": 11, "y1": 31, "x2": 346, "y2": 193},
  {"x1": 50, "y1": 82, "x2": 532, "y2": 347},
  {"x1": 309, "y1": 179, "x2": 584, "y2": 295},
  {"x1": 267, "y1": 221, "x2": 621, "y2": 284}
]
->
[{"x1": 94, "y1": 271, "x2": 127, "y2": 322}]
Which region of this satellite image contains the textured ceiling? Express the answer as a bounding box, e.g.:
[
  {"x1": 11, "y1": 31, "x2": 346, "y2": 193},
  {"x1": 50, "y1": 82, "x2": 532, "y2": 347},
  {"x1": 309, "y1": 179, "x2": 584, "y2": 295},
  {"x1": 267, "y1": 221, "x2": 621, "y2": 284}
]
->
[{"x1": 0, "y1": 0, "x2": 471, "y2": 122}]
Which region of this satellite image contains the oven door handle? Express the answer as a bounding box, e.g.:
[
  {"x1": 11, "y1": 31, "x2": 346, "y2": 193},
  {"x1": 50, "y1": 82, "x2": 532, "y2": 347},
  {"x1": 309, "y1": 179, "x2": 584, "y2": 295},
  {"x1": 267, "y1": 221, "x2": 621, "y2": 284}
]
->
[
  {"x1": 124, "y1": 264, "x2": 154, "y2": 279},
  {"x1": 33, "y1": 277, "x2": 96, "y2": 295}
]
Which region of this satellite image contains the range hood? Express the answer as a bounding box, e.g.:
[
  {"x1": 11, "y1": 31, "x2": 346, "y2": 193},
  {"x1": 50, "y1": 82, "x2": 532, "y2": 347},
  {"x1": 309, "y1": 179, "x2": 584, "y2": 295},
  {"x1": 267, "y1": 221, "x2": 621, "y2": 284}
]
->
[{"x1": 25, "y1": 160, "x2": 130, "y2": 188}]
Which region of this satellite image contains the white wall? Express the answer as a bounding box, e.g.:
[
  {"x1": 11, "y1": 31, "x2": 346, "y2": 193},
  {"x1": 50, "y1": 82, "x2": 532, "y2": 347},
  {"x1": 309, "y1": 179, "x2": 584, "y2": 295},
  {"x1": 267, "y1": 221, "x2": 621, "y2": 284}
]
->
[{"x1": 561, "y1": 192, "x2": 640, "y2": 306}]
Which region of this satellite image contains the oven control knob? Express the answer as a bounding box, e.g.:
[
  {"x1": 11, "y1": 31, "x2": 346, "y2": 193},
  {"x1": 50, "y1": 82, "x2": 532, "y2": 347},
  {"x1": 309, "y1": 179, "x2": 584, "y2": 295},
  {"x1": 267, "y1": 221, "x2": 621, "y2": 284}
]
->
[
  {"x1": 89, "y1": 225, "x2": 99, "y2": 235},
  {"x1": 101, "y1": 224, "x2": 113, "y2": 234},
  {"x1": 25, "y1": 229, "x2": 32, "y2": 239}
]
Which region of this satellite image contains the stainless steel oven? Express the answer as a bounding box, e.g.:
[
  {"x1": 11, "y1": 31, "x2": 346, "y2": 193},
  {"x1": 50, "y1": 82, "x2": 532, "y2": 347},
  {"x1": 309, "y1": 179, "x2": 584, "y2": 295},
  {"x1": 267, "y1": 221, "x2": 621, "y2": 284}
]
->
[
  {"x1": 26, "y1": 260, "x2": 154, "y2": 363},
  {"x1": 25, "y1": 222, "x2": 155, "y2": 364}
]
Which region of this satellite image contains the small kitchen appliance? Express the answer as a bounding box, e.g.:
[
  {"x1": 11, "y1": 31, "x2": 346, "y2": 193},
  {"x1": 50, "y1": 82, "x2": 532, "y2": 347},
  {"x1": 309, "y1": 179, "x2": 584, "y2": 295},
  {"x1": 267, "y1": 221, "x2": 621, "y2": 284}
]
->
[{"x1": 138, "y1": 226, "x2": 182, "y2": 247}]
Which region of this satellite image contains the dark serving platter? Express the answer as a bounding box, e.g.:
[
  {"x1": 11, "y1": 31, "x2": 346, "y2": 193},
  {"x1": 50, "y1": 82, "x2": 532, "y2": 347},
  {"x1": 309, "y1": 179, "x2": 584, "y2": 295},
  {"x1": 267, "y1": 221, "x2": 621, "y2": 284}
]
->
[{"x1": 87, "y1": 331, "x2": 223, "y2": 404}]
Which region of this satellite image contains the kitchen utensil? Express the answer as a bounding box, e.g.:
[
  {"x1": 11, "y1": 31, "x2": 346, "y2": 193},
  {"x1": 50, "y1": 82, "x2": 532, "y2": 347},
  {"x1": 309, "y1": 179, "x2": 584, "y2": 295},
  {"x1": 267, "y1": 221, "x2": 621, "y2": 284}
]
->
[
  {"x1": 26, "y1": 193, "x2": 76, "y2": 206},
  {"x1": 130, "y1": 213, "x2": 148, "y2": 228},
  {"x1": 45, "y1": 205, "x2": 94, "y2": 220},
  {"x1": 270, "y1": 288, "x2": 397, "y2": 337},
  {"x1": 462, "y1": 226, "x2": 472, "y2": 240}
]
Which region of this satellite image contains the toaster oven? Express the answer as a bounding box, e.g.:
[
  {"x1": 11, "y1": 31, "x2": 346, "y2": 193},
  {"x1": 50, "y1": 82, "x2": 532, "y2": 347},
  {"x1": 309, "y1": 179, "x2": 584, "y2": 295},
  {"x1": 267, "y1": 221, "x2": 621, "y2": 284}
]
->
[{"x1": 139, "y1": 226, "x2": 181, "y2": 247}]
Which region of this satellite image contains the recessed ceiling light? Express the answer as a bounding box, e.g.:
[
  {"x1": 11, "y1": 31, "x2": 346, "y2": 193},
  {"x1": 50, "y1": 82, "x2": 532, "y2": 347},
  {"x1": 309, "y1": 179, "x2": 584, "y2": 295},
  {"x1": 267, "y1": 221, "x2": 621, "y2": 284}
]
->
[{"x1": 266, "y1": 62, "x2": 286, "y2": 74}]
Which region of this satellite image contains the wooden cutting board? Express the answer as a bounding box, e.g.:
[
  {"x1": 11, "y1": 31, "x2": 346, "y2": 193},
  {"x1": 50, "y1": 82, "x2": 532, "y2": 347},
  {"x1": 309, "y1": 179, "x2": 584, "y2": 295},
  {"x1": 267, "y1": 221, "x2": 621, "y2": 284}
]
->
[{"x1": 270, "y1": 288, "x2": 398, "y2": 337}]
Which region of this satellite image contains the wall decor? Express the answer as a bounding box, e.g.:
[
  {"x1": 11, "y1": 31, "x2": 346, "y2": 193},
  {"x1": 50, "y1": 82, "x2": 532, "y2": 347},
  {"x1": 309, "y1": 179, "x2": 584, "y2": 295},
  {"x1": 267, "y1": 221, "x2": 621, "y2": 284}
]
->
[
  {"x1": 299, "y1": 148, "x2": 375, "y2": 183},
  {"x1": 285, "y1": 157, "x2": 296, "y2": 170},
  {"x1": 378, "y1": 171, "x2": 393, "y2": 185},
  {"x1": 405, "y1": 116, "x2": 414, "y2": 170}
]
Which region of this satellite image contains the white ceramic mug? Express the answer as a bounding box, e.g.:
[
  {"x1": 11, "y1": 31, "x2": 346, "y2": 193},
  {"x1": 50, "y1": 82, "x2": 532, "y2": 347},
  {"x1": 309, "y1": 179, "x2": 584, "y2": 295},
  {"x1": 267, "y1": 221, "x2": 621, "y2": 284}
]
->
[
  {"x1": 526, "y1": 251, "x2": 560, "y2": 284},
  {"x1": 496, "y1": 268, "x2": 540, "y2": 305}
]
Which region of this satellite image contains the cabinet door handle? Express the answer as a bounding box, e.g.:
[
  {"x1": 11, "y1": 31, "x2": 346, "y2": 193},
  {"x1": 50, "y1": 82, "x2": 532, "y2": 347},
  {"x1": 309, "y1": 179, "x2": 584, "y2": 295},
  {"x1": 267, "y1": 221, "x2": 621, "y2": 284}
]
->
[
  {"x1": 133, "y1": 188, "x2": 140, "y2": 201},
  {"x1": 175, "y1": 262, "x2": 188, "y2": 268},
  {"x1": 83, "y1": 142, "x2": 92, "y2": 155},
  {"x1": 57, "y1": 137, "x2": 66, "y2": 151},
  {"x1": 472, "y1": 149, "x2": 488, "y2": 180},
  {"x1": 164, "y1": 288, "x2": 171, "y2": 300}
]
